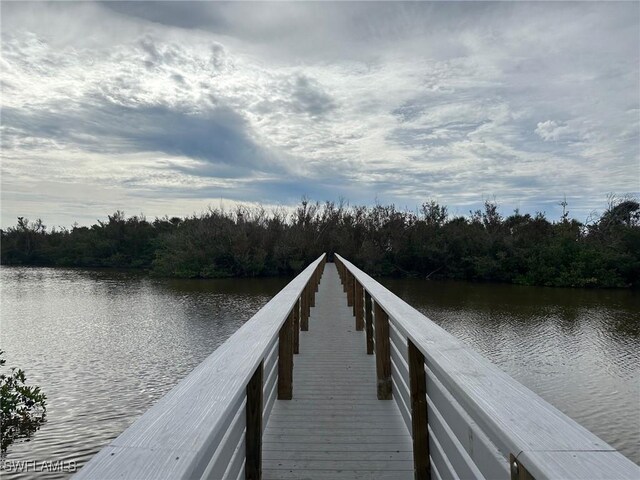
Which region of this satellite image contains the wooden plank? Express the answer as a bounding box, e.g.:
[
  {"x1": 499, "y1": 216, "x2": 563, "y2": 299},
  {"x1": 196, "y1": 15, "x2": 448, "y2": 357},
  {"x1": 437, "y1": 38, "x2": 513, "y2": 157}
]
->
[
  {"x1": 265, "y1": 426, "x2": 409, "y2": 436},
  {"x1": 365, "y1": 291, "x2": 374, "y2": 354},
  {"x1": 278, "y1": 311, "x2": 294, "y2": 400},
  {"x1": 334, "y1": 254, "x2": 639, "y2": 479},
  {"x1": 392, "y1": 376, "x2": 412, "y2": 436},
  {"x1": 431, "y1": 462, "x2": 443, "y2": 480},
  {"x1": 224, "y1": 437, "x2": 246, "y2": 480},
  {"x1": 262, "y1": 459, "x2": 413, "y2": 470},
  {"x1": 263, "y1": 351, "x2": 278, "y2": 402},
  {"x1": 203, "y1": 400, "x2": 246, "y2": 479},
  {"x1": 391, "y1": 341, "x2": 410, "y2": 386},
  {"x1": 263, "y1": 264, "x2": 413, "y2": 478},
  {"x1": 263, "y1": 450, "x2": 413, "y2": 461},
  {"x1": 246, "y1": 362, "x2": 263, "y2": 480},
  {"x1": 374, "y1": 302, "x2": 392, "y2": 400},
  {"x1": 408, "y1": 340, "x2": 430, "y2": 480},
  {"x1": 428, "y1": 427, "x2": 456, "y2": 480},
  {"x1": 390, "y1": 357, "x2": 411, "y2": 418},
  {"x1": 263, "y1": 470, "x2": 412, "y2": 480},
  {"x1": 390, "y1": 322, "x2": 408, "y2": 364},
  {"x1": 263, "y1": 442, "x2": 412, "y2": 453},
  {"x1": 425, "y1": 364, "x2": 507, "y2": 480},
  {"x1": 263, "y1": 340, "x2": 278, "y2": 392},
  {"x1": 263, "y1": 371, "x2": 278, "y2": 429},
  {"x1": 266, "y1": 419, "x2": 405, "y2": 429},
  {"x1": 263, "y1": 433, "x2": 412, "y2": 444}
]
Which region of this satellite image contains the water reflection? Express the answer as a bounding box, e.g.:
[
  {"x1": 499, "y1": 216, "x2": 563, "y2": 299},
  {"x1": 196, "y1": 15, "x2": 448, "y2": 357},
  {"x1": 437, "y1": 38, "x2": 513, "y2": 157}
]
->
[
  {"x1": 381, "y1": 278, "x2": 640, "y2": 464},
  {"x1": 1, "y1": 267, "x2": 289, "y2": 479},
  {"x1": 1, "y1": 268, "x2": 638, "y2": 477}
]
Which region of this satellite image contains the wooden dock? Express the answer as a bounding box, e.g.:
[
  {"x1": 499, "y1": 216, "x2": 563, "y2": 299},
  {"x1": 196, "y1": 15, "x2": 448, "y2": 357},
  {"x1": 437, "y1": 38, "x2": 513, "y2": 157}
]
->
[
  {"x1": 76, "y1": 253, "x2": 640, "y2": 480},
  {"x1": 263, "y1": 263, "x2": 413, "y2": 479}
]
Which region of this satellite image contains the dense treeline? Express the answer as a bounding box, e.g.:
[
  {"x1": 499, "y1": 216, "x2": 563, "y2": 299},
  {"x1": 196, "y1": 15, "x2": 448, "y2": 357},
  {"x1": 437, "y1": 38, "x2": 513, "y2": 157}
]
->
[{"x1": 2, "y1": 197, "x2": 639, "y2": 288}]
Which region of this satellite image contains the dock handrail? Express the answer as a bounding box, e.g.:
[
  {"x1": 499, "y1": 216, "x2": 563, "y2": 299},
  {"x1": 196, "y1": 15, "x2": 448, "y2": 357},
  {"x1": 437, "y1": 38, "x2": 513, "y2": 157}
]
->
[
  {"x1": 334, "y1": 254, "x2": 639, "y2": 480},
  {"x1": 76, "y1": 254, "x2": 326, "y2": 480}
]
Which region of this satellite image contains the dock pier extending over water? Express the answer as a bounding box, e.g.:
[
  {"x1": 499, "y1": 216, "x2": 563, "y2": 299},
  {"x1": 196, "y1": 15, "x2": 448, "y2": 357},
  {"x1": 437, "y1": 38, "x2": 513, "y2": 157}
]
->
[{"x1": 76, "y1": 255, "x2": 639, "y2": 480}]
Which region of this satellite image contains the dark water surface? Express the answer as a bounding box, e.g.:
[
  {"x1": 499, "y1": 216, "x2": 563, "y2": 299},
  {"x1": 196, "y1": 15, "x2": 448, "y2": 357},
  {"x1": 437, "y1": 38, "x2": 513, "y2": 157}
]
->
[
  {"x1": 1, "y1": 268, "x2": 638, "y2": 477},
  {"x1": 381, "y1": 278, "x2": 640, "y2": 465},
  {"x1": 0, "y1": 267, "x2": 290, "y2": 478}
]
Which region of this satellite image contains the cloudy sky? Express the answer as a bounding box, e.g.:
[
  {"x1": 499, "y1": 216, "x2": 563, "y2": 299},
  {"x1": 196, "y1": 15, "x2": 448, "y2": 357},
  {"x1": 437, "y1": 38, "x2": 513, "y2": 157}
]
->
[{"x1": 1, "y1": 1, "x2": 638, "y2": 228}]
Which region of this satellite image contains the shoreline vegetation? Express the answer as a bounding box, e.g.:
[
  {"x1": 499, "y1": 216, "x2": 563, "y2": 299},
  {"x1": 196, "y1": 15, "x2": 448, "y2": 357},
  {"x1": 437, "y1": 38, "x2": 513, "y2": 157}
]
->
[{"x1": 1, "y1": 197, "x2": 638, "y2": 288}]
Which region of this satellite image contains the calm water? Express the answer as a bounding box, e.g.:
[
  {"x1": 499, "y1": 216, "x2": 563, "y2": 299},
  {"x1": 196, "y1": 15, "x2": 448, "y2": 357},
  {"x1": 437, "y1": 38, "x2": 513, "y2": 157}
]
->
[
  {"x1": 381, "y1": 278, "x2": 640, "y2": 465},
  {"x1": 0, "y1": 267, "x2": 290, "y2": 478},
  {"x1": 0, "y1": 268, "x2": 638, "y2": 478}
]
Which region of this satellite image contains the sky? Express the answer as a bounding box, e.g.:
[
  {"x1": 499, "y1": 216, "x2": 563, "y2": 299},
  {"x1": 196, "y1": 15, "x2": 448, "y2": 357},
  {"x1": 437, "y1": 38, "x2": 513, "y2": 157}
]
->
[{"x1": 1, "y1": 1, "x2": 639, "y2": 228}]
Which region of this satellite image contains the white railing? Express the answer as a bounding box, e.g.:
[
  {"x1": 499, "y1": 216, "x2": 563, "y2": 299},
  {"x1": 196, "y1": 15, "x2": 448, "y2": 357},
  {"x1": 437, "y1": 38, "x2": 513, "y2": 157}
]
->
[
  {"x1": 334, "y1": 254, "x2": 639, "y2": 480},
  {"x1": 75, "y1": 254, "x2": 326, "y2": 480}
]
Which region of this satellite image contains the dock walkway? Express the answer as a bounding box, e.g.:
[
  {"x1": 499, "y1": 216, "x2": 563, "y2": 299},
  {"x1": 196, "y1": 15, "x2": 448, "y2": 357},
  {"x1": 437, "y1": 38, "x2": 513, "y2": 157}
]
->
[
  {"x1": 76, "y1": 254, "x2": 640, "y2": 480},
  {"x1": 263, "y1": 263, "x2": 413, "y2": 479}
]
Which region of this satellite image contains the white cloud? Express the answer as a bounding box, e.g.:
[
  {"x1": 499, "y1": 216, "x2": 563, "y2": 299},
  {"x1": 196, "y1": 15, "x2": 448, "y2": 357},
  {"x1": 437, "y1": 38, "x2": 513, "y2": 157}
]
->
[
  {"x1": 1, "y1": 2, "x2": 638, "y2": 227},
  {"x1": 535, "y1": 120, "x2": 570, "y2": 142}
]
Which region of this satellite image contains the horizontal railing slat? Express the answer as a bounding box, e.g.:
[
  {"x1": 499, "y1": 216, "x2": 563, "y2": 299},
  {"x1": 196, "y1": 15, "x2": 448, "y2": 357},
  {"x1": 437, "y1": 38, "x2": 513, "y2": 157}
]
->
[
  {"x1": 263, "y1": 338, "x2": 279, "y2": 388},
  {"x1": 263, "y1": 370, "x2": 278, "y2": 432},
  {"x1": 263, "y1": 352, "x2": 278, "y2": 402},
  {"x1": 223, "y1": 435, "x2": 246, "y2": 480},
  {"x1": 428, "y1": 425, "x2": 457, "y2": 480},
  {"x1": 425, "y1": 364, "x2": 507, "y2": 479},
  {"x1": 428, "y1": 396, "x2": 485, "y2": 480},
  {"x1": 391, "y1": 376, "x2": 411, "y2": 434},
  {"x1": 335, "y1": 254, "x2": 639, "y2": 480},
  {"x1": 390, "y1": 341, "x2": 410, "y2": 385},
  {"x1": 202, "y1": 399, "x2": 246, "y2": 479},
  {"x1": 389, "y1": 322, "x2": 408, "y2": 363}
]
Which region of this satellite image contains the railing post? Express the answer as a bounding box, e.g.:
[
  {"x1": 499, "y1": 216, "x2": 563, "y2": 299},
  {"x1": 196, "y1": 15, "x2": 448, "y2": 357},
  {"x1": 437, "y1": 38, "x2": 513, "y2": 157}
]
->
[
  {"x1": 293, "y1": 298, "x2": 300, "y2": 354},
  {"x1": 347, "y1": 272, "x2": 354, "y2": 308},
  {"x1": 310, "y1": 278, "x2": 316, "y2": 308},
  {"x1": 352, "y1": 276, "x2": 357, "y2": 317},
  {"x1": 365, "y1": 291, "x2": 374, "y2": 355},
  {"x1": 408, "y1": 340, "x2": 430, "y2": 480},
  {"x1": 246, "y1": 362, "x2": 263, "y2": 480},
  {"x1": 374, "y1": 302, "x2": 392, "y2": 400},
  {"x1": 301, "y1": 288, "x2": 309, "y2": 331},
  {"x1": 343, "y1": 269, "x2": 348, "y2": 293},
  {"x1": 355, "y1": 281, "x2": 364, "y2": 331},
  {"x1": 278, "y1": 310, "x2": 294, "y2": 400},
  {"x1": 510, "y1": 454, "x2": 536, "y2": 480}
]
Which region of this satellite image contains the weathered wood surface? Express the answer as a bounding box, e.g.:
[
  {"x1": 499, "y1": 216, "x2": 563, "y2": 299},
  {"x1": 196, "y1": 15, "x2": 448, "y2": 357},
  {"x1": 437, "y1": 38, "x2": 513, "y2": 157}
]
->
[
  {"x1": 246, "y1": 363, "x2": 263, "y2": 480},
  {"x1": 277, "y1": 311, "x2": 293, "y2": 400},
  {"x1": 75, "y1": 255, "x2": 325, "y2": 480},
  {"x1": 374, "y1": 302, "x2": 393, "y2": 400},
  {"x1": 408, "y1": 340, "x2": 430, "y2": 480},
  {"x1": 263, "y1": 263, "x2": 413, "y2": 480},
  {"x1": 335, "y1": 254, "x2": 640, "y2": 480}
]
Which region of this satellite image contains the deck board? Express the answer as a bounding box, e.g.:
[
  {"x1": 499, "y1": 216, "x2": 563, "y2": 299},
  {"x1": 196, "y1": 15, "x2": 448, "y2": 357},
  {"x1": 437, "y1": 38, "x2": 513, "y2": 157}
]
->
[{"x1": 263, "y1": 264, "x2": 414, "y2": 479}]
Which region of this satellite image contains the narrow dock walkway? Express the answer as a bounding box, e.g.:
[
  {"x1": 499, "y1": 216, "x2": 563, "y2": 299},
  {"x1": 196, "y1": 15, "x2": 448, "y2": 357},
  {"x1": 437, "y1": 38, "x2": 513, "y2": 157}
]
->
[{"x1": 263, "y1": 264, "x2": 413, "y2": 479}]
